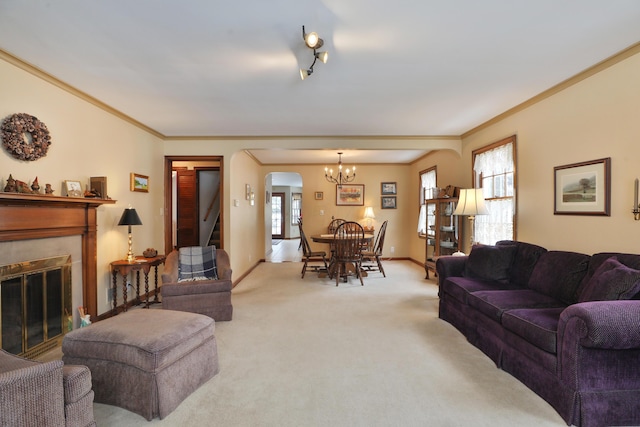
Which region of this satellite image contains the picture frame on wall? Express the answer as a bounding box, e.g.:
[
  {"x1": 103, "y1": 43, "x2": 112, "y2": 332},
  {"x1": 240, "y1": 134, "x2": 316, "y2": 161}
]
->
[
  {"x1": 381, "y1": 196, "x2": 397, "y2": 209},
  {"x1": 381, "y1": 182, "x2": 397, "y2": 195},
  {"x1": 336, "y1": 184, "x2": 364, "y2": 206},
  {"x1": 314, "y1": 191, "x2": 323, "y2": 200},
  {"x1": 130, "y1": 173, "x2": 149, "y2": 193},
  {"x1": 554, "y1": 157, "x2": 611, "y2": 216}
]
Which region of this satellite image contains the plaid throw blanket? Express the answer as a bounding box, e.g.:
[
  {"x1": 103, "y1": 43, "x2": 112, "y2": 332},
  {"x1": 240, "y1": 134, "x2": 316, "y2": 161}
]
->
[{"x1": 178, "y1": 246, "x2": 218, "y2": 281}]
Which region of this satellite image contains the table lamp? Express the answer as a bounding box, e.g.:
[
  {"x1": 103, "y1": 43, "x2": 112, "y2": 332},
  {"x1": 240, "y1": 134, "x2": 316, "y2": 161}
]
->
[
  {"x1": 453, "y1": 188, "x2": 489, "y2": 249},
  {"x1": 118, "y1": 206, "x2": 142, "y2": 262},
  {"x1": 363, "y1": 206, "x2": 375, "y2": 232}
]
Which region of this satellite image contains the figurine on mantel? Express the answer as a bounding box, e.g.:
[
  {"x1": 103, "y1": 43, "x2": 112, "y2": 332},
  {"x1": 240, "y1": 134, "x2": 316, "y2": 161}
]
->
[
  {"x1": 30, "y1": 177, "x2": 40, "y2": 193},
  {"x1": 45, "y1": 183, "x2": 54, "y2": 195},
  {"x1": 3, "y1": 174, "x2": 16, "y2": 192}
]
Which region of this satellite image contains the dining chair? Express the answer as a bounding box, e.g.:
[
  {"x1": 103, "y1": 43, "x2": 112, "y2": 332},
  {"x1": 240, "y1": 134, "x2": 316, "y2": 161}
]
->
[
  {"x1": 362, "y1": 220, "x2": 388, "y2": 277},
  {"x1": 331, "y1": 221, "x2": 365, "y2": 286},
  {"x1": 327, "y1": 217, "x2": 346, "y2": 234},
  {"x1": 298, "y1": 220, "x2": 328, "y2": 278}
]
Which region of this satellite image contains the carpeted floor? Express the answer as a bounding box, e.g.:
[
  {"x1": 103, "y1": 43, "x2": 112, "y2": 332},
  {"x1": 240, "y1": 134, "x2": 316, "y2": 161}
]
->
[{"x1": 91, "y1": 261, "x2": 565, "y2": 426}]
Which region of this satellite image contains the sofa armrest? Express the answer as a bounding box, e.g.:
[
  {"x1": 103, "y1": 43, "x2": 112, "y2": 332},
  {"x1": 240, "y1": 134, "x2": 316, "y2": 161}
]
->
[
  {"x1": 559, "y1": 301, "x2": 640, "y2": 350},
  {"x1": 558, "y1": 301, "x2": 640, "y2": 391},
  {"x1": 435, "y1": 255, "x2": 467, "y2": 286},
  {"x1": 0, "y1": 355, "x2": 66, "y2": 426}
]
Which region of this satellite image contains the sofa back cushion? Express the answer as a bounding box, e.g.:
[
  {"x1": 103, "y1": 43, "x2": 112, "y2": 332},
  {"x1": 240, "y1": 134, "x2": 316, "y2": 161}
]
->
[
  {"x1": 497, "y1": 240, "x2": 547, "y2": 288},
  {"x1": 464, "y1": 244, "x2": 517, "y2": 283},
  {"x1": 527, "y1": 251, "x2": 590, "y2": 304},
  {"x1": 578, "y1": 257, "x2": 640, "y2": 302}
]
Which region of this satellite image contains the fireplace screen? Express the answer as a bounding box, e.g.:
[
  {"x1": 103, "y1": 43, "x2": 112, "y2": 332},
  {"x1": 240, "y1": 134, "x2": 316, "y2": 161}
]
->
[{"x1": 0, "y1": 255, "x2": 72, "y2": 359}]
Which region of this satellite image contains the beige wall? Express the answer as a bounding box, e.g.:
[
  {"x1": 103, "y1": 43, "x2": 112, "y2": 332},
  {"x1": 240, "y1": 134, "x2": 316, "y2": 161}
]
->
[
  {"x1": 4, "y1": 46, "x2": 639, "y2": 308},
  {"x1": 0, "y1": 56, "x2": 165, "y2": 316},
  {"x1": 454, "y1": 50, "x2": 640, "y2": 255},
  {"x1": 262, "y1": 164, "x2": 412, "y2": 259}
]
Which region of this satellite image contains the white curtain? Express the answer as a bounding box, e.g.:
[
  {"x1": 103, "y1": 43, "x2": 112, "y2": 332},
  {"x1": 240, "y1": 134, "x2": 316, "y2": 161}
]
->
[
  {"x1": 473, "y1": 142, "x2": 514, "y2": 244},
  {"x1": 417, "y1": 170, "x2": 437, "y2": 234}
]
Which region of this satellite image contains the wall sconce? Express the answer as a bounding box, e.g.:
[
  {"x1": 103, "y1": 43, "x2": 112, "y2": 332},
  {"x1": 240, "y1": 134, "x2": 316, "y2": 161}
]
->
[
  {"x1": 300, "y1": 25, "x2": 328, "y2": 80},
  {"x1": 633, "y1": 178, "x2": 640, "y2": 220}
]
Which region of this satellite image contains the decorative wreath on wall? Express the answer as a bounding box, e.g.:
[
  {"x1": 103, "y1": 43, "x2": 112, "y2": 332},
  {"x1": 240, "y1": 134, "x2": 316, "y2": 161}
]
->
[{"x1": 1, "y1": 113, "x2": 52, "y2": 161}]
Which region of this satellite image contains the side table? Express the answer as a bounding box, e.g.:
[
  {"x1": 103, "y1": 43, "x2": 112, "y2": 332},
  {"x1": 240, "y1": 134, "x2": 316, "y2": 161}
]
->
[{"x1": 110, "y1": 255, "x2": 166, "y2": 315}]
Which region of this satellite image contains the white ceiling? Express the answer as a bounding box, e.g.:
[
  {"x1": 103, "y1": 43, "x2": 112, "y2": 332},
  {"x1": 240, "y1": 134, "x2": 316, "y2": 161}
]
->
[{"x1": 1, "y1": 1, "x2": 640, "y2": 165}]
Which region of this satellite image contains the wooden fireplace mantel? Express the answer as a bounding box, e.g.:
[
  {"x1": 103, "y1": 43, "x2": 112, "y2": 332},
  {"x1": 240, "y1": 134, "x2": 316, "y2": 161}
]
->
[{"x1": 0, "y1": 192, "x2": 116, "y2": 320}]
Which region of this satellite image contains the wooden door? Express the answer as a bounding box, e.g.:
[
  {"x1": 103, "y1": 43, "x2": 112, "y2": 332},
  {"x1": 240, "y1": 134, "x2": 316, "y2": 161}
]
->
[
  {"x1": 176, "y1": 169, "x2": 199, "y2": 248},
  {"x1": 271, "y1": 192, "x2": 285, "y2": 239}
]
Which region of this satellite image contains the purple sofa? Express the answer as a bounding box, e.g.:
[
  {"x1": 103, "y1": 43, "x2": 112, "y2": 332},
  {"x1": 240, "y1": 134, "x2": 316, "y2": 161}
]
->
[{"x1": 436, "y1": 240, "x2": 640, "y2": 427}]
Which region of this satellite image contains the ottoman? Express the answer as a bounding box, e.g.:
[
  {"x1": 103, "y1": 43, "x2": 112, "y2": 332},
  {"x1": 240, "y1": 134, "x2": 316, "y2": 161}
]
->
[{"x1": 62, "y1": 309, "x2": 218, "y2": 420}]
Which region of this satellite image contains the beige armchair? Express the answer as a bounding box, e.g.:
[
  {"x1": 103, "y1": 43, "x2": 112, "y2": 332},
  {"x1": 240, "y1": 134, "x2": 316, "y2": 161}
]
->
[
  {"x1": 161, "y1": 248, "x2": 233, "y2": 321},
  {"x1": 0, "y1": 349, "x2": 95, "y2": 427}
]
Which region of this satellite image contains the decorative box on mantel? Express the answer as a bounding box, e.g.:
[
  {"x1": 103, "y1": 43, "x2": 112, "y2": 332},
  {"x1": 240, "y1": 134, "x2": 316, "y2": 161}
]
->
[{"x1": 0, "y1": 193, "x2": 116, "y2": 321}]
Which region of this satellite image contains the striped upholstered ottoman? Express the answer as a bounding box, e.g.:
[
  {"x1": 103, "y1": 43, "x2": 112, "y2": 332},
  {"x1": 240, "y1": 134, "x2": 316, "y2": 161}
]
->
[{"x1": 62, "y1": 309, "x2": 218, "y2": 420}]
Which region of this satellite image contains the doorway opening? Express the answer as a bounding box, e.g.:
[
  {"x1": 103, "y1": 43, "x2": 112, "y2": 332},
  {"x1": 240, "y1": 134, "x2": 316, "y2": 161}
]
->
[
  {"x1": 164, "y1": 156, "x2": 223, "y2": 254},
  {"x1": 265, "y1": 172, "x2": 302, "y2": 263}
]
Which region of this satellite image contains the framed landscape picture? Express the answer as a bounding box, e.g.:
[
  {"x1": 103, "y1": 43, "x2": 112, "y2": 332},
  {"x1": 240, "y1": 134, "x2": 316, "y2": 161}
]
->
[
  {"x1": 554, "y1": 157, "x2": 610, "y2": 216},
  {"x1": 336, "y1": 184, "x2": 364, "y2": 206},
  {"x1": 381, "y1": 182, "x2": 397, "y2": 195},
  {"x1": 130, "y1": 173, "x2": 149, "y2": 193},
  {"x1": 381, "y1": 196, "x2": 397, "y2": 209}
]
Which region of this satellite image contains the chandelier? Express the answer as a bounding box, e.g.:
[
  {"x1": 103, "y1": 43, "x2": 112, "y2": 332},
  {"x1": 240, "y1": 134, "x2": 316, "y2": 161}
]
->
[{"x1": 325, "y1": 152, "x2": 356, "y2": 188}]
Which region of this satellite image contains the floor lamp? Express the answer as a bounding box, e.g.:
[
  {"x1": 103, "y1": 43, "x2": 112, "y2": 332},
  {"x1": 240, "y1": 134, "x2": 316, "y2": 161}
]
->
[{"x1": 453, "y1": 188, "x2": 489, "y2": 251}]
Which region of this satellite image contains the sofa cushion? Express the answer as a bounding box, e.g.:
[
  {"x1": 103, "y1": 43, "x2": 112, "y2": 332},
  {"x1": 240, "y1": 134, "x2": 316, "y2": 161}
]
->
[
  {"x1": 178, "y1": 246, "x2": 218, "y2": 281},
  {"x1": 527, "y1": 251, "x2": 590, "y2": 305},
  {"x1": 467, "y1": 289, "x2": 565, "y2": 322},
  {"x1": 502, "y1": 307, "x2": 565, "y2": 354},
  {"x1": 497, "y1": 240, "x2": 548, "y2": 288},
  {"x1": 441, "y1": 276, "x2": 522, "y2": 304},
  {"x1": 578, "y1": 257, "x2": 640, "y2": 302},
  {"x1": 464, "y1": 244, "x2": 517, "y2": 283}
]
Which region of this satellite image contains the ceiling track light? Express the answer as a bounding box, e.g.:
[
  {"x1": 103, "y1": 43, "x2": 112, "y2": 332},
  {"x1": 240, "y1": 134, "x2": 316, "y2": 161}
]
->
[{"x1": 300, "y1": 25, "x2": 328, "y2": 80}]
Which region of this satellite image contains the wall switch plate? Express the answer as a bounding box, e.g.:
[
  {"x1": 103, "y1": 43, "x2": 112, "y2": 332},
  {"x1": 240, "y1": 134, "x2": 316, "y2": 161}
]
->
[{"x1": 234, "y1": 199, "x2": 240, "y2": 207}]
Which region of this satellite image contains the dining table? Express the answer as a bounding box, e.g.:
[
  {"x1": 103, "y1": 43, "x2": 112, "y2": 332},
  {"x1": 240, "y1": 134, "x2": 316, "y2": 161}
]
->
[{"x1": 310, "y1": 232, "x2": 375, "y2": 279}]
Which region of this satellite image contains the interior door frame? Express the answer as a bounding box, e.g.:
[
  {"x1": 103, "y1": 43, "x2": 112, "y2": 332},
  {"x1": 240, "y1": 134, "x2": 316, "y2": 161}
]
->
[
  {"x1": 271, "y1": 192, "x2": 285, "y2": 239},
  {"x1": 164, "y1": 155, "x2": 224, "y2": 255}
]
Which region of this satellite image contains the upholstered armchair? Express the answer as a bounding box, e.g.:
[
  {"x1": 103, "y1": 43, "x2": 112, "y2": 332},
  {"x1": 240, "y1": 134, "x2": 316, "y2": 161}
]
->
[
  {"x1": 161, "y1": 247, "x2": 233, "y2": 321},
  {"x1": 0, "y1": 349, "x2": 95, "y2": 427}
]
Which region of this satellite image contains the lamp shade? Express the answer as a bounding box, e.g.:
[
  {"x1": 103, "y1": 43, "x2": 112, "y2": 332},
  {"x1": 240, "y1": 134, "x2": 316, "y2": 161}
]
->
[
  {"x1": 118, "y1": 207, "x2": 142, "y2": 226},
  {"x1": 453, "y1": 189, "x2": 490, "y2": 216},
  {"x1": 364, "y1": 206, "x2": 375, "y2": 219}
]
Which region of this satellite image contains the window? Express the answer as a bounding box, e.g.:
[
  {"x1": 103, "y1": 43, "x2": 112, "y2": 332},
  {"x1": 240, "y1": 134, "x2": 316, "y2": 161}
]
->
[
  {"x1": 417, "y1": 167, "x2": 437, "y2": 235},
  {"x1": 472, "y1": 136, "x2": 516, "y2": 244},
  {"x1": 291, "y1": 193, "x2": 302, "y2": 225}
]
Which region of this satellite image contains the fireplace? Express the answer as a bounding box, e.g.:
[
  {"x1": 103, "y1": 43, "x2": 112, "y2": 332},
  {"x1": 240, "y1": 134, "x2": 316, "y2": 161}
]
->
[
  {"x1": 0, "y1": 255, "x2": 73, "y2": 358},
  {"x1": 0, "y1": 193, "x2": 115, "y2": 333}
]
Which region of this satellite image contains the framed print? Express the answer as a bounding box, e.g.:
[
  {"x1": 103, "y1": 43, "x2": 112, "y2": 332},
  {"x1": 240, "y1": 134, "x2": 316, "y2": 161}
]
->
[
  {"x1": 314, "y1": 191, "x2": 323, "y2": 200},
  {"x1": 381, "y1": 182, "x2": 397, "y2": 195},
  {"x1": 336, "y1": 184, "x2": 364, "y2": 206},
  {"x1": 130, "y1": 173, "x2": 149, "y2": 193},
  {"x1": 64, "y1": 180, "x2": 83, "y2": 198},
  {"x1": 381, "y1": 196, "x2": 397, "y2": 209},
  {"x1": 554, "y1": 157, "x2": 611, "y2": 216}
]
